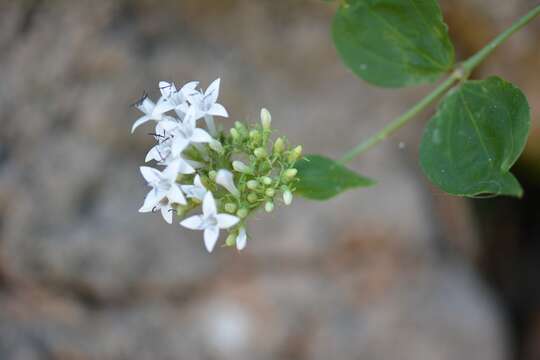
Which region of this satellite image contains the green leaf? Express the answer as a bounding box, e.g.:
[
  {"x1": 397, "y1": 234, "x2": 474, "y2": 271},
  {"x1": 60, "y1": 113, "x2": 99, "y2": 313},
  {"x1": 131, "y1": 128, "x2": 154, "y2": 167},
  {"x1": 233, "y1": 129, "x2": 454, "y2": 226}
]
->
[
  {"x1": 295, "y1": 154, "x2": 375, "y2": 200},
  {"x1": 332, "y1": 0, "x2": 455, "y2": 87},
  {"x1": 420, "y1": 76, "x2": 530, "y2": 198}
]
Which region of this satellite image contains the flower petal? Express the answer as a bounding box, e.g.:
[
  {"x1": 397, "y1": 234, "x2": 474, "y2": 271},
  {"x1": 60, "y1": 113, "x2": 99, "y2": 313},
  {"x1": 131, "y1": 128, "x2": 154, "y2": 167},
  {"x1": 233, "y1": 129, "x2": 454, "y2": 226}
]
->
[
  {"x1": 153, "y1": 97, "x2": 175, "y2": 116},
  {"x1": 204, "y1": 226, "x2": 220, "y2": 253},
  {"x1": 180, "y1": 215, "x2": 204, "y2": 230},
  {"x1": 139, "y1": 189, "x2": 162, "y2": 212},
  {"x1": 171, "y1": 137, "x2": 190, "y2": 156},
  {"x1": 159, "y1": 81, "x2": 176, "y2": 97},
  {"x1": 215, "y1": 169, "x2": 239, "y2": 197},
  {"x1": 205, "y1": 78, "x2": 220, "y2": 105},
  {"x1": 167, "y1": 184, "x2": 186, "y2": 205},
  {"x1": 202, "y1": 191, "x2": 217, "y2": 217},
  {"x1": 160, "y1": 203, "x2": 173, "y2": 224},
  {"x1": 208, "y1": 103, "x2": 228, "y2": 118},
  {"x1": 236, "y1": 227, "x2": 247, "y2": 250},
  {"x1": 140, "y1": 166, "x2": 161, "y2": 183},
  {"x1": 191, "y1": 128, "x2": 213, "y2": 143},
  {"x1": 216, "y1": 214, "x2": 240, "y2": 229},
  {"x1": 145, "y1": 146, "x2": 161, "y2": 163},
  {"x1": 131, "y1": 115, "x2": 151, "y2": 133},
  {"x1": 136, "y1": 97, "x2": 155, "y2": 115}
]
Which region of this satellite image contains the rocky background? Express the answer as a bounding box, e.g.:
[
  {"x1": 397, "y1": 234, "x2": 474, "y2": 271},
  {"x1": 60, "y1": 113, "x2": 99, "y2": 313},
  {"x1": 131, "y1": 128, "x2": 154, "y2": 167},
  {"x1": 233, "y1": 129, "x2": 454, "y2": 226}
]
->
[{"x1": 0, "y1": 0, "x2": 539, "y2": 359}]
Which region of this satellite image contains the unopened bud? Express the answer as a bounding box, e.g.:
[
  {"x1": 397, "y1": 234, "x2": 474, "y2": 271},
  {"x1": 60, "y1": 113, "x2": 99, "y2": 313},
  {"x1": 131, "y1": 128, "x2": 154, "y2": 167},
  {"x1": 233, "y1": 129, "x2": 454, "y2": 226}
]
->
[
  {"x1": 254, "y1": 147, "x2": 267, "y2": 159},
  {"x1": 247, "y1": 193, "x2": 258, "y2": 203},
  {"x1": 208, "y1": 170, "x2": 217, "y2": 180},
  {"x1": 232, "y1": 161, "x2": 250, "y2": 173},
  {"x1": 283, "y1": 168, "x2": 298, "y2": 180},
  {"x1": 247, "y1": 180, "x2": 259, "y2": 190},
  {"x1": 264, "y1": 201, "x2": 274, "y2": 213},
  {"x1": 249, "y1": 130, "x2": 261, "y2": 143},
  {"x1": 283, "y1": 190, "x2": 293, "y2": 205},
  {"x1": 273, "y1": 137, "x2": 285, "y2": 154},
  {"x1": 261, "y1": 176, "x2": 273, "y2": 186},
  {"x1": 265, "y1": 188, "x2": 275, "y2": 197},
  {"x1": 224, "y1": 203, "x2": 237, "y2": 213},
  {"x1": 236, "y1": 208, "x2": 249, "y2": 218},
  {"x1": 209, "y1": 139, "x2": 224, "y2": 154},
  {"x1": 288, "y1": 145, "x2": 303, "y2": 162},
  {"x1": 225, "y1": 233, "x2": 236, "y2": 247},
  {"x1": 230, "y1": 128, "x2": 240, "y2": 140},
  {"x1": 235, "y1": 121, "x2": 247, "y2": 135},
  {"x1": 260, "y1": 108, "x2": 272, "y2": 130}
]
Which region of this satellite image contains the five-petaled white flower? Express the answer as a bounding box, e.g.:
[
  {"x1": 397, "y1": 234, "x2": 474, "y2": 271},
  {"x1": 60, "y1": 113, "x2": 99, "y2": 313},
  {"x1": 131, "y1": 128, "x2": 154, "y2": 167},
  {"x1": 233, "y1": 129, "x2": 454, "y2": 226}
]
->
[
  {"x1": 180, "y1": 191, "x2": 240, "y2": 252},
  {"x1": 188, "y1": 78, "x2": 229, "y2": 120},
  {"x1": 131, "y1": 94, "x2": 175, "y2": 133},
  {"x1": 138, "y1": 164, "x2": 187, "y2": 223},
  {"x1": 159, "y1": 81, "x2": 199, "y2": 118},
  {"x1": 160, "y1": 109, "x2": 214, "y2": 157}
]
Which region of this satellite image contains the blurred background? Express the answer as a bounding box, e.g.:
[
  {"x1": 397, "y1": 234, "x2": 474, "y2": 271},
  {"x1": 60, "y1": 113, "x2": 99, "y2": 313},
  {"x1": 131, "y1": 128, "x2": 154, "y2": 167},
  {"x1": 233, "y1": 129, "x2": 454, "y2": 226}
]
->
[{"x1": 0, "y1": 0, "x2": 539, "y2": 359}]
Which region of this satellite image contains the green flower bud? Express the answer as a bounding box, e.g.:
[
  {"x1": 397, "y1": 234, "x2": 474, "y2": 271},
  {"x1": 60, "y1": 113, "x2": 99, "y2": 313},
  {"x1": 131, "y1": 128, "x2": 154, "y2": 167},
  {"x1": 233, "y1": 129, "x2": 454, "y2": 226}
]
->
[
  {"x1": 265, "y1": 188, "x2": 275, "y2": 197},
  {"x1": 209, "y1": 139, "x2": 224, "y2": 154},
  {"x1": 208, "y1": 170, "x2": 217, "y2": 180},
  {"x1": 264, "y1": 201, "x2": 274, "y2": 213},
  {"x1": 225, "y1": 233, "x2": 236, "y2": 247},
  {"x1": 254, "y1": 147, "x2": 267, "y2": 159},
  {"x1": 249, "y1": 130, "x2": 261, "y2": 143},
  {"x1": 283, "y1": 168, "x2": 298, "y2": 180},
  {"x1": 232, "y1": 160, "x2": 251, "y2": 174},
  {"x1": 261, "y1": 176, "x2": 273, "y2": 186},
  {"x1": 283, "y1": 189, "x2": 293, "y2": 205},
  {"x1": 235, "y1": 121, "x2": 247, "y2": 136},
  {"x1": 247, "y1": 193, "x2": 258, "y2": 203},
  {"x1": 224, "y1": 202, "x2": 237, "y2": 213},
  {"x1": 260, "y1": 108, "x2": 272, "y2": 130},
  {"x1": 288, "y1": 145, "x2": 303, "y2": 163},
  {"x1": 247, "y1": 180, "x2": 259, "y2": 190},
  {"x1": 273, "y1": 137, "x2": 285, "y2": 154},
  {"x1": 230, "y1": 128, "x2": 240, "y2": 140},
  {"x1": 236, "y1": 208, "x2": 249, "y2": 218}
]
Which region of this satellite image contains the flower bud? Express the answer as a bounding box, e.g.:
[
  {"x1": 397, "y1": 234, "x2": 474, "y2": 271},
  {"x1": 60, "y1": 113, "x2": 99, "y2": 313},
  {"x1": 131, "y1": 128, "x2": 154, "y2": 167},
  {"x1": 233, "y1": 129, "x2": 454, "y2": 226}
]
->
[
  {"x1": 283, "y1": 190, "x2": 293, "y2": 205},
  {"x1": 249, "y1": 130, "x2": 261, "y2": 143},
  {"x1": 235, "y1": 121, "x2": 247, "y2": 136},
  {"x1": 261, "y1": 176, "x2": 273, "y2": 186},
  {"x1": 283, "y1": 168, "x2": 298, "y2": 181},
  {"x1": 254, "y1": 147, "x2": 267, "y2": 159},
  {"x1": 230, "y1": 128, "x2": 240, "y2": 140},
  {"x1": 208, "y1": 170, "x2": 217, "y2": 180},
  {"x1": 232, "y1": 160, "x2": 251, "y2": 174},
  {"x1": 225, "y1": 233, "x2": 236, "y2": 247},
  {"x1": 209, "y1": 139, "x2": 224, "y2": 154},
  {"x1": 247, "y1": 193, "x2": 258, "y2": 203},
  {"x1": 264, "y1": 201, "x2": 274, "y2": 213},
  {"x1": 260, "y1": 108, "x2": 272, "y2": 130},
  {"x1": 224, "y1": 202, "x2": 237, "y2": 213},
  {"x1": 265, "y1": 188, "x2": 275, "y2": 197},
  {"x1": 288, "y1": 145, "x2": 303, "y2": 163},
  {"x1": 273, "y1": 137, "x2": 285, "y2": 154},
  {"x1": 236, "y1": 208, "x2": 249, "y2": 218},
  {"x1": 247, "y1": 180, "x2": 259, "y2": 190}
]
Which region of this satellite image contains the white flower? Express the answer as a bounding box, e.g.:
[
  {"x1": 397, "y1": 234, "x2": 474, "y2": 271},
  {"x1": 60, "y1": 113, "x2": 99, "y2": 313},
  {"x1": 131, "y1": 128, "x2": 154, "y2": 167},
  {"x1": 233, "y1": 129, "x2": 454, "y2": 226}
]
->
[
  {"x1": 181, "y1": 174, "x2": 207, "y2": 201},
  {"x1": 160, "y1": 109, "x2": 214, "y2": 157},
  {"x1": 215, "y1": 169, "x2": 240, "y2": 197},
  {"x1": 131, "y1": 94, "x2": 175, "y2": 133},
  {"x1": 138, "y1": 164, "x2": 187, "y2": 222},
  {"x1": 180, "y1": 192, "x2": 240, "y2": 252},
  {"x1": 159, "y1": 81, "x2": 199, "y2": 118},
  {"x1": 188, "y1": 78, "x2": 229, "y2": 120},
  {"x1": 236, "y1": 227, "x2": 247, "y2": 250}
]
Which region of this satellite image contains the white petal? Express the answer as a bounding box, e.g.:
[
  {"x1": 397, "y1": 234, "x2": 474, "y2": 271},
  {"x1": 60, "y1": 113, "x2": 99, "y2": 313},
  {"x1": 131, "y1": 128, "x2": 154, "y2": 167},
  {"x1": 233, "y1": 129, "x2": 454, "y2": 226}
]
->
[
  {"x1": 236, "y1": 227, "x2": 247, "y2": 250},
  {"x1": 194, "y1": 174, "x2": 205, "y2": 188},
  {"x1": 139, "y1": 189, "x2": 162, "y2": 212},
  {"x1": 167, "y1": 184, "x2": 186, "y2": 205},
  {"x1": 136, "y1": 97, "x2": 155, "y2": 115},
  {"x1": 145, "y1": 146, "x2": 161, "y2": 162},
  {"x1": 158, "y1": 120, "x2": 180, "y2": 132},
  {"x1": 180, "y1": 81, "x2": 199, "y2": 96},
  {"x1": 160, "y1": 204, "x2": 173, "y2": 224},
  {"x1": 159, "y1": 81, "x2": 176, "y2": 97},
  {"x1": 180, "y1": 215, "x2": 204, "y2": 230},
  {"x1": 191, "y1": 128, "x2": 213, "y2": 143},
  {"x1": 216, "y1": 214, "x2": 240, "y2": 229},
  {"x1": 204, "y1": 226, "x2": 220, "y2": 253},
  {"x1": 208, "y1": 103, "x2": 228, "y2": 118},
  {"x1": 131, "y1": 115, "x2": 151, "y2": 133},
  {"x1": 215, "y1": 169, "x2": 239, "y2": 197},
  {"x1": 205, "y1": 78, "x2": 220, "y2": 105},
  {"x1": 153, "y1": 97, "x2": 175, "y2": 116},
  {"x1": 202, "y1": 191, "x2": 217, "y2": 217},
  {"x1": 171, "y1": 137, "x2": 190, "y2": 156},
  {"x1": 140, "y1": 166, "x2": 161, "y2": 183},
  {"x1": 177, "y1": 160, "x2": 195, "y2": 174}
]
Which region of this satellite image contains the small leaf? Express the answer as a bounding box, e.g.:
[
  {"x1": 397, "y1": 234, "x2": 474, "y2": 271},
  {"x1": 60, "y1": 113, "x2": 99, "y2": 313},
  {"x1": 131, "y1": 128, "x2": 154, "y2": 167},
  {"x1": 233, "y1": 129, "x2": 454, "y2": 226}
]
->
[
  {"x1": 420, "y1": 76, "x2": 530, "y2": 198},
  {"x1": 295, "y1": 154, "x2": 374, "y2": 200},
  {"x1": 332, "y1": 0, "x2": 455, "y2": 87}
]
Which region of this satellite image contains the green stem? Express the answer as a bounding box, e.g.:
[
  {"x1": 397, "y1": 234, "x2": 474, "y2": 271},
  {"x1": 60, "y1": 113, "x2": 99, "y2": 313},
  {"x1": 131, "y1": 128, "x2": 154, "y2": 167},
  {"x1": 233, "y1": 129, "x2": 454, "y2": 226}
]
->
[{"x1": 340, "y1": 4, "x2": 540, "y2": 164}]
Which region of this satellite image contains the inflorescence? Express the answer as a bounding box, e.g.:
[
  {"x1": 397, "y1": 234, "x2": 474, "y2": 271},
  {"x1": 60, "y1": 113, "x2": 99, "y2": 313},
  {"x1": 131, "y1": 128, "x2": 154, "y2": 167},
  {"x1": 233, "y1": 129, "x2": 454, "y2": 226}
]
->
[{"x1": 131, "y1": 79, "x2": 302, "y2": 252}]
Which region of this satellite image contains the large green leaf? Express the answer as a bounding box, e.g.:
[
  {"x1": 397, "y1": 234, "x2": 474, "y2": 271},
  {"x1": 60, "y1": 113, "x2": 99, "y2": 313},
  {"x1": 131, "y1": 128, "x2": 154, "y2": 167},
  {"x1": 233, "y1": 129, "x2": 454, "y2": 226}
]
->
[
  {"x1": 295, "y1": 155, "x2": 374, "y2": 200},
  {"x1": 420, "y1": 76, "x2": 530, "y2": 198},
  {"x1": 332, "y1": 0, "x2": 455, "y2": 87}
]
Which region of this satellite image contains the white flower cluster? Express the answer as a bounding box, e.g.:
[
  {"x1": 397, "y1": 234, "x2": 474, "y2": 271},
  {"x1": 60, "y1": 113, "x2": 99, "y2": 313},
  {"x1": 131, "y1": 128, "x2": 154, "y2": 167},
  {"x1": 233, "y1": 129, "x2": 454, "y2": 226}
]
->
[{"x1": 131, "y1": 78, "x2": 301, "y2": 253}]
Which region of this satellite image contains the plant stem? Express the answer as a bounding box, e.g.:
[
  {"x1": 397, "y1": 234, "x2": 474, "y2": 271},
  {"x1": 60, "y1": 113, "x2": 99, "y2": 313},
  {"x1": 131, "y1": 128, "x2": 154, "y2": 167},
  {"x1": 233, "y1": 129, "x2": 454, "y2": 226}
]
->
[{"x1": 340, "y1": 4, "x2": 540, "y2": 164}]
